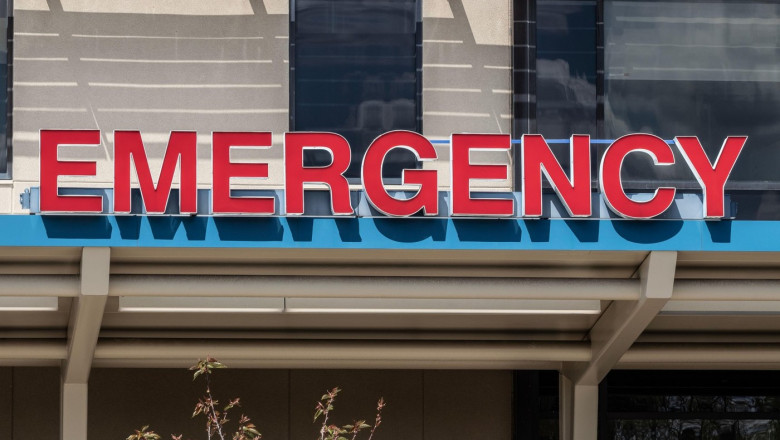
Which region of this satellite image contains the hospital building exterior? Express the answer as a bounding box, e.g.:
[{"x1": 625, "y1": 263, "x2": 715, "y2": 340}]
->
[{"x1": 0, "y1": 0, "x2": 779, "y2": 439}]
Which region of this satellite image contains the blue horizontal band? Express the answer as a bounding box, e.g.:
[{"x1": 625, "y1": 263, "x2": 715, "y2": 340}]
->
[{"x1": 0, "y1": 215, "x2": 777, "y2": 252}]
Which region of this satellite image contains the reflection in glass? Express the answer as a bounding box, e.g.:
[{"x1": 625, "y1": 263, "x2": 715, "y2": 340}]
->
[
  {"x1": 605, "y1": 371, "x2": 780, "y2": 439},
  {"x1": 292, "y1": 0, "x2": 420, "y2": 179},
  {"x1": 536, "y1": 0, "x2": 597, "y2": 139},
  {"x1": 514, "y1": 371, "x2": 559, "y2": 440},
  {"x1": 610, "y1": 419, "x2": 780, "y2": 440},
  {"x1": 0, "y1": 1, "x2": 9, "y2": 177},
  {"x1": 604, "y1": 0, "x2": 780, "y2": 187},
  {"x1": 610, "y1": 395, "x2": 780, "y2": 414}
]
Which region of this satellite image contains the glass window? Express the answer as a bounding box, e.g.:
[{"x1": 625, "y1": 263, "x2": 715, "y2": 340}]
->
[
  {"x1": 515, "y1": 0, "x2": 599, "y2": 183},
  {"x1": 604, "y1": 0, "x2": 780, "y2": 189},
  {"x1": 0, "y1": 0, "x2": 10, "y2": 178},
  {"x1": 513, "y1": 0, "x2": 534, "y2": 137},
  {"x1": 515, "y1": 370, "x2": 560, "y2": 440},
  {"x1": 603, "y1": 371, "x2": 780, "y2": 440},
  {"x1": 291, "y1": 0, "x2": 421, "y2": 179},
  {"x1": 536, "y1": 0, "x2": 597, "y2": 139}
]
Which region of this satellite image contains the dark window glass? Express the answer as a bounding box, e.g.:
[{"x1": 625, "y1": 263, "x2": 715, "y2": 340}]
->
[
  {"x1": 0, "y1": 0, "x2": 10, "y2": 178},
  {"x1": 514, "y1": 371, "x2": 559, "y2": 440},
  {"x1": 602, "y1": 371, "x2": 780, "y2": 440},
  {"x1": 536, "y1": 0, "x2": 597, "y2": 139},
  {"x1": 604, "y1": 0, "x2": 780, "y2": 189},
  {"x1": 291, "y1": 0, "x2": 421, "y2": 179},
  {"x1": 512, "y1": 0, "x2": 534, "y2": 137}
]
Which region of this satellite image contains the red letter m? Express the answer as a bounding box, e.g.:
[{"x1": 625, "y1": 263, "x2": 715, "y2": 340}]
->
[{"x1": 113, "y1": 131, "x2": 197, "y2": 214}]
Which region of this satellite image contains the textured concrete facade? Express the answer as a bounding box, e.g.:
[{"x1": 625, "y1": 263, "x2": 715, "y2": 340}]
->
[
  {"x1": 8, "y1": 0, "x2": 516, "y2": 213},
  {"x1": 11, "y1": 0, "x2": 291, "y2": 213}
]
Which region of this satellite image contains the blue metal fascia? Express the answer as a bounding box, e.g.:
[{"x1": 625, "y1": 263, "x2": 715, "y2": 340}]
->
[{"x1": 0, "y1": 215, "x2": 777, "y2": 252}]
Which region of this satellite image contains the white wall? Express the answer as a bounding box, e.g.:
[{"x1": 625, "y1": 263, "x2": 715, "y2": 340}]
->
[
  {"x1": 7, "y1": 0, "x2": 515, "y2": 214},
  {"x1": 11, "y1": 0, "x2": 290, "y2": 213},
  {"x1": 422, "y1": 0, "x2": 513, "y2": 190}
]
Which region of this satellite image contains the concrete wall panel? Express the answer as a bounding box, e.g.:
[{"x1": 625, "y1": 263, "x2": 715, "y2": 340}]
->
[
  {"x1": 423, "y1": 370, "x2": 512, "y2": 440},
  {"x1": 12, "y1": 367, "x2": 61, "y2": 440},
  {"x1": 12, "y1": 0, "x2": 290, "y2": 213},
  {"x1": 422, "y1": 0, "x2": 513, "y2": 190},
  {"x1": 88, "y1": 368, "x2": 290, "y2": 440},
  {"x1": 290, "y1": 369, "x2": 424, "y2": 440}
]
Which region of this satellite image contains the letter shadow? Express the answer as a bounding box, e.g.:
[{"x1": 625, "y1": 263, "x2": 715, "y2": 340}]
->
[
  {"x1": 288, "y1": 217, "x2": 314, "y2": 242},
  {"x1": 525, "y1": 220, "x2": 550, "y2": 242},
  {"x1": 42, "y1": 216, "x2": 112, "y2": 239},
  {"x1": 214, "y1": 217, "x2": 283, "y2": 241},
  {"x1": 612, "y1": 220, "x2": 684, "y2": 244},
  {"x1": 335, "y1": 218, "x2": 361, "y2": 242},
  {"x1": 705, "y1": 220, "x2": 732, "y2": 244},
  {"x1": 564, "y1": 219, "x2": 600, "y2": 243},
  {"x1": 373, "y1": 218, "x2": 447, "y2": 243},
  {"x1": 182, "y1": 216, "x2": 209, "y2": 241},
  {"x1": 148, "y1": 217, "x2": 182, "y2": 240},
  {"x1": 453, "y1": 219, "x2": 522, "y2": 242},
  {"x1": 115, "y1": 216, "x2": 142, "y2": 240}
]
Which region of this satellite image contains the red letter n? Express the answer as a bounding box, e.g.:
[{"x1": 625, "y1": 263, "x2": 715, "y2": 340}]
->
[{"x1": 521, "y1": 134, "x2": 592, "y2": 217}]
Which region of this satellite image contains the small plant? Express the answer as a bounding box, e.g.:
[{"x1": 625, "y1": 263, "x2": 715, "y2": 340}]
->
[
  {"x1": 187, "y1": 357, "x2": 261, "y2": 440},
  {"x1": 314, "y1": 388, "x2": 385, "y2": 440},
  {"x1": 128, "y1": 357, "x2": 386, "y2": 440},
  {"x1": 127, "y1": 426, "x2": 161, "y2": 440}
]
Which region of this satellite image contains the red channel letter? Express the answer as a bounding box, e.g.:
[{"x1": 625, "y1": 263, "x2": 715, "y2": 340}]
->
[
  {"x1": 521, "y1": 134, "x2": 591, "y2": 217},
  {"x1": 450, "y1": 134, "x2": 513, "y2": 216},
  {"x1": 599, "y1": 134, "x2": 676, "y2": 219},
  {"x1": 39, "y1": 130, "x2": 102, "y2": 213},
  {"x1": 113, "y1": 131, "x2": 197, "y2": 214},
  {"x1": 362, "y1": 131, "x2": 438, "y2": 216},
  {"x1": 284, "y1": 132, "x2": 353, "y2": 215},
  {"x1": 212, "y1": 132, "x2": 274, "y2": 214},
  {"x1": 674, "y1": 136, "x2": 746, "y2": 218}
]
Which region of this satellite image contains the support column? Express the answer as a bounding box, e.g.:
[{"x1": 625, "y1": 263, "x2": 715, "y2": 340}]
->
[
  {"x1": 572, "y1": 384, "x2": 598, "y2": 440},
  {"x1": 559, "y1": 374, "x2": 574, "y2": 440},
  {"x1": 560, "y1": 251, "x2": 677, "y2": 440},
  {"x1": 61, "y1": 383, "x2": 88, "y2": 440},
  {"x1": 61, "y1": 247, "x2": 110, "y2": 440}
]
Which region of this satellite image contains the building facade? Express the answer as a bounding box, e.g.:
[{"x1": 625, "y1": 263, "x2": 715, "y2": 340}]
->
[{"x1": 1, "y1": 0, "x2": 780, "y2": 439}]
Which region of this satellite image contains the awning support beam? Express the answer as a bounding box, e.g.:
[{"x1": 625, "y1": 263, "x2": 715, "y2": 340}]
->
[
  {"x1": 61, "y1": 247, "x2": 110, "y2": 440},
  {"x1": 560, "y1": 250, "x2": 677, "y2": 440}
]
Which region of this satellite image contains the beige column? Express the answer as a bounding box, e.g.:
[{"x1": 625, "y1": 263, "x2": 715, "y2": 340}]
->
[
  {"x1": 61, "y1": 383, "x2": 89, "y2": 440},
  {"x1": 572, "y1": 385, "x2": 599, "y2": 440},
  {"x1": 61, "y1": 248, "x2": 110, "y2": 440},
  {"x1": 559, "y1": 374, "x2": 574, "y2": 440}
]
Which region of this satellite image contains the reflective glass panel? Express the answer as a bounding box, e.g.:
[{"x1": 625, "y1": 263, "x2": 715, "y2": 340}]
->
[
  {"x1": 292, "y1": 0, "x2": 420, "y2": 178},
  {"x1": 604, "y1": 0, "x2": 780, "y2": 188},
  {"x1": 536, "y1": 0, "x2": 597, "y2": 138},
  {"x1": 605, "y1": 371, "x2": 780, "y2": 439},
  {"x1": 610, "y1": 419, "x2": 780, "y2": 440},
  {"x1": 514, "y1": 370, "x2": 559, "y2": 440},
  {"x1": 0, "y1": 1, "x2": 8, "y2": 177}
]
